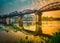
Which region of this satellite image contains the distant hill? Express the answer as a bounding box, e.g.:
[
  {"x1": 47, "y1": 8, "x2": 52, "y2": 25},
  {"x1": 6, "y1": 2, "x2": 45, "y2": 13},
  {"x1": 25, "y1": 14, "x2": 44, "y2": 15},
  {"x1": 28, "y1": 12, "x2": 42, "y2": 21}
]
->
[{"x1": 42, "y1": 17, "x2": 60, "y2": 21}]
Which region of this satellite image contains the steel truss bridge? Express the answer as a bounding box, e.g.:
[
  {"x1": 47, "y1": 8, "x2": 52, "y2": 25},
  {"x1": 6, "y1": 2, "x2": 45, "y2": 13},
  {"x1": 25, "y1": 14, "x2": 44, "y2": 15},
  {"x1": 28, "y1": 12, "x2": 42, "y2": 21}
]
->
[{"x1": 0, "y1": 2, "x2": 60, "y2": 37}]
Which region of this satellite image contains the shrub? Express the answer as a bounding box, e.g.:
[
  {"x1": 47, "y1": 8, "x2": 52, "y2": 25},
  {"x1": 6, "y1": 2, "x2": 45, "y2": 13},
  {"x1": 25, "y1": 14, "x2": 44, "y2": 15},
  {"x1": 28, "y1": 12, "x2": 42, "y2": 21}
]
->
[{"x1": 46, "y1": 31, "x2": 60, "y2": 43}]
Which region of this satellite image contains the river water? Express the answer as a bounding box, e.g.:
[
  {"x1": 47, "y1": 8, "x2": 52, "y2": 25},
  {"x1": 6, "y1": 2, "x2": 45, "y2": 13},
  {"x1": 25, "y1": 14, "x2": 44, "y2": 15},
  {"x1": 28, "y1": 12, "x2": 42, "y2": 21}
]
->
[
  {"x1": 42, "y1": 21, "x2": 60, "y2": 35},
  {"x1": 22, "y1": 20, "x2": 60, "y2": 35},
  {"x1": 0, "y1": 21, "x2": 60, "y2": 42}
]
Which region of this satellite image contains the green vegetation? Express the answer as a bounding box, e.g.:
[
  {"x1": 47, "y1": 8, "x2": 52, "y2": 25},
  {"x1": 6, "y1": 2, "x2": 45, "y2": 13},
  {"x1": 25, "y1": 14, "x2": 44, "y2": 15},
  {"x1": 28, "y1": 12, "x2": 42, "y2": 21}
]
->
[
  {"x1": 46, "y1": 31, "x2": 60, "y2": 43},
  {"x1": 18, "y1": 36, "x2": 34, "y2": 43},
  {"x1": 0, "y1": 27, "x2": 9, "y2": 32},
  {"x1": 0, "y1": 25, "x2": 22, "y2": 32},
  {"x1": 12, "y1": 25, "x2": 22, "y2": 31},
  {"x1": 18, "y1": 30, "x2": 60, "y2": 43}
]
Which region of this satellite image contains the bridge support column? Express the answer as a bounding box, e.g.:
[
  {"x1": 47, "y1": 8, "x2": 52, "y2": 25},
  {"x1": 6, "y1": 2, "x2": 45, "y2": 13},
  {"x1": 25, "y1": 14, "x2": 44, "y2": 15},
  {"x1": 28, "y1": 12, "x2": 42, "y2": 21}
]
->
[
  {"x1": 9, "y1": 17, "x2": 12, "y2": 25},
  {"x1": 0, "y1": 18, "x2": 3, "y2": 27},
  {"x1": 18, "y1": 15, "x2": 23, "y2": 29},
  {"x1": 35, "y1": 12, "x2": 42, "y2": 35},
  {"x1": 2, "y1": 18, "x2": 7, "y2": 25},
  {"x1": 0, "y1": 18, "x2": 2, "y2": 24}
]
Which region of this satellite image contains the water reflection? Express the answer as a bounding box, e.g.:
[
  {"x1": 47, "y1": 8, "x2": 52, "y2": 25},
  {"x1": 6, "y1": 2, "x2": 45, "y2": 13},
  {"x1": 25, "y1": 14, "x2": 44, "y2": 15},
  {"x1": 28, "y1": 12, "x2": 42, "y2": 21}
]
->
[
  {"x1": 23, "y1": 21, "x2": 36, "y2": 31},
  {"x1": 42, "y1": 21, "x2": 60, "y2": 35},
  {"x1": 23, "y1": 14, "x2": 36, "y2": 31}
]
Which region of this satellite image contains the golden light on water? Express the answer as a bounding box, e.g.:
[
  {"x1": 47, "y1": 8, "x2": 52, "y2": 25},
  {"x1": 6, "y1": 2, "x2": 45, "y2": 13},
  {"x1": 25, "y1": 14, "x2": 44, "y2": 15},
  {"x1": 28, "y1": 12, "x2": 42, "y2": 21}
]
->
[
  {"x1": 23, "y1": 10, "x2": 60, "y2": 35},
  {"x1": 42, "y1": 10, "x2": 60, "y2": 35}
]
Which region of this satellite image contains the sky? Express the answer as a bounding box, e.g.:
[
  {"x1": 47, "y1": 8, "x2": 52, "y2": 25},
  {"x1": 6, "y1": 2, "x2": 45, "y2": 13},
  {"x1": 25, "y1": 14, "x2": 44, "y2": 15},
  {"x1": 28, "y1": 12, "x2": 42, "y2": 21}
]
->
[
  {"x1": 0, "y1": 0, "x2": 35, "y2": 15},
  {"x1": 0, "y1": 0, "x2": 60, "y2": 18}
]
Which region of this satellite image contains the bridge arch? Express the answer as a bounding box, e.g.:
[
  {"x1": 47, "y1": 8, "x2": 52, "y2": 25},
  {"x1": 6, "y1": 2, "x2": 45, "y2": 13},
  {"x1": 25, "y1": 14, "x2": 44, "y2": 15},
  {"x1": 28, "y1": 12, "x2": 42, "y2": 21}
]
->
[{"x1": 39, "y1": 2, "x2": 60, "y2": 12}]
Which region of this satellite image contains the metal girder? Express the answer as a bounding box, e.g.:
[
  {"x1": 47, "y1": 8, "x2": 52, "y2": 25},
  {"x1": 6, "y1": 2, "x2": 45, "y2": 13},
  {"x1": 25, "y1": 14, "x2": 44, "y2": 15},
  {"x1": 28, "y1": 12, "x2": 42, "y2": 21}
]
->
[
  {"x1": 39, "y1": 2, "x2": 60, "y2": 12},
  {"x1": 0, "y1": 10, "x2": 37, "y2": 18},
  {"x1": 0, "y1": 2, "x2": 60, "y2": 18}
]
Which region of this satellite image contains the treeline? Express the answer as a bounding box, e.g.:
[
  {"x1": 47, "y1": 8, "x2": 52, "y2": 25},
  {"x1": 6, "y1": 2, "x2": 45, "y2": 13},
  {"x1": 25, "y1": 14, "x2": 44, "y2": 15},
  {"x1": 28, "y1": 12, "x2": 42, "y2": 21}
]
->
[{"x1": 42, "y1": 17, "x2": 60, "y2": 21}]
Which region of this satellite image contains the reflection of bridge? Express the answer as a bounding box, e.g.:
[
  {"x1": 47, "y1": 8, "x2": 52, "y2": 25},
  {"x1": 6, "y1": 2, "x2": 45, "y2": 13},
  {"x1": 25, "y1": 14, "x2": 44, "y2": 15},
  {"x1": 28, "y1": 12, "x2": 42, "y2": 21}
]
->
[{"x1": 0, "y1": 2, "x2": 60, "y2": 36}]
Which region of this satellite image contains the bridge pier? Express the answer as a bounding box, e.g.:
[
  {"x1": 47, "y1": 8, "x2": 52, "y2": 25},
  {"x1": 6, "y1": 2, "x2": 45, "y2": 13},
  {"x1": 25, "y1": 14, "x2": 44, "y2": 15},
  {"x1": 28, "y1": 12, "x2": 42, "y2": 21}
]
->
[
  {"x1": 35, "y1": 12, "x2": 42, "y2": 35},
  {"x1": 0, "y1": 18, "x2": 3, "y2": 27},
  {"x1": 8, "y1": 17, "x2": 12, "y2": 25},
  {"x1": 18, "y1": 15, "x2": 24, "y2": 29},
  {"x1": 0, "y1": 18, "x2": 2, "y2": 24},
  {"x1": 2, "y1": 18, "x2": 7, "y2": 25}
]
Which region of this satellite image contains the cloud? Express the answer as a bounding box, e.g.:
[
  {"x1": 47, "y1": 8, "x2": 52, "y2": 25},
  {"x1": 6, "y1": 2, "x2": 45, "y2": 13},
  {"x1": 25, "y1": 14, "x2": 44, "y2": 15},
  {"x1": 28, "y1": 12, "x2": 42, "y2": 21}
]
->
[{"x1": 0, "y1": 0, "x2": 37, "y2": 15}]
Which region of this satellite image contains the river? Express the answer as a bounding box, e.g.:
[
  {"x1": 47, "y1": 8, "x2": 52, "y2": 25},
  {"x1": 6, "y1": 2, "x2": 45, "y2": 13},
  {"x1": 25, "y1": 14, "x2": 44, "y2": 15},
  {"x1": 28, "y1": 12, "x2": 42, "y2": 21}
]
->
[{"x1": 42, "y1": 21, "x2": 60, "y2": 35}]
